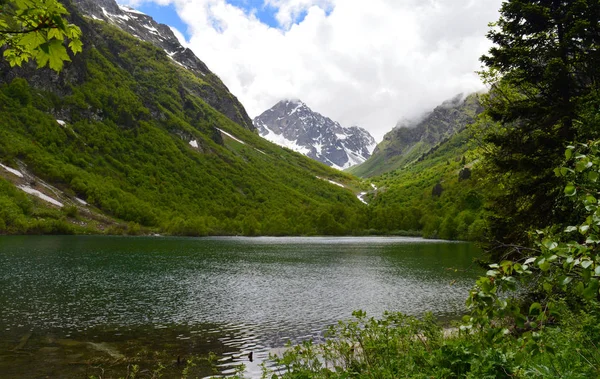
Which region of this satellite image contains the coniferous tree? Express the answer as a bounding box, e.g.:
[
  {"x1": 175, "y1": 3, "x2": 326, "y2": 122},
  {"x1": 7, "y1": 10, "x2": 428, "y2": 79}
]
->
[{"x1": 479, "y1": 0, "x2": 600, "y2": 254}]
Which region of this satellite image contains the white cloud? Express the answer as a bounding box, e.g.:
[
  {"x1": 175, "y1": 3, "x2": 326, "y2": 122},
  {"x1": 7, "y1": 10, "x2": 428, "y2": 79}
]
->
[
  {"x1": 263, "y1": 0, "x2": 335, "y2": 28},
  {"x1": 120, "y1": 0, "x2": 503, "y2": 140},
  {"x1": 169, "y1": 26, "x2": 188, "y2": 47}
]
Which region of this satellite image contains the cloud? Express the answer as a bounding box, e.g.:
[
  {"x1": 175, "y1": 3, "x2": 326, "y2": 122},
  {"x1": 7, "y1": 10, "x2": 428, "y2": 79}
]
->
[
  {"x1": 169, "y1": 26, "x2": 189, "y2": 47},
  {"x1": 120, "y1": 0, "x2": 503, "y2": 140},
  {"x1": 263, "y1": 0, "x2": 334, "y2": 27}
]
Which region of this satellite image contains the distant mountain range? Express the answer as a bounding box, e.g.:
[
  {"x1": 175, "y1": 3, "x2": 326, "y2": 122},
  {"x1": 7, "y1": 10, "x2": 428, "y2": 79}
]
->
[
  {"x1": 253, "y1": 100, "x2": 376, "y2": 170},
  {"x1": 350, "y1": 93, "x2": 484, "y2": 177}
]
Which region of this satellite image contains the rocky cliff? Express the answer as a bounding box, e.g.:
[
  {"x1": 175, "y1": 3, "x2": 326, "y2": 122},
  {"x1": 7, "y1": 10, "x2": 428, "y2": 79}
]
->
[{"x1": 350, "y1": 93, "x2": 484, "y2": 177}]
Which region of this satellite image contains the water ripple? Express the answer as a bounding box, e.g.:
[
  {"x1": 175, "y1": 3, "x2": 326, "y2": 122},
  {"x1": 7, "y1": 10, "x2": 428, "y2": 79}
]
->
[{"x1": 0, "y1": 235, "x2": 482, "y2": 378}]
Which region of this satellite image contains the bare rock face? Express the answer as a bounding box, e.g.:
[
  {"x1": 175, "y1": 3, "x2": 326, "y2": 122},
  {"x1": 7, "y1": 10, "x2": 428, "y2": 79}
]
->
[
  {"x1": 377, "y1": 93, "x2": 483, "y2": 159},
  {"x1": 254, "y1": 100, "x2": 376, "y2": 170},
  {"x1": 71, "y1": 0, "x2": 254, "y2": 131}
]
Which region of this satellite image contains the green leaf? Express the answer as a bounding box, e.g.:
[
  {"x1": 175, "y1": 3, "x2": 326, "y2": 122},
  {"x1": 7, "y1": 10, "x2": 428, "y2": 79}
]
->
[
  {"x1": 18, "y1": 30, "x2": 46, "y2": 50},
  {"x1": 576, "y1": 160, "x2": 593, "y2": 172},
  {"x1": 542, "y1": 239, "x2": 558, "y2": 250},
  {"x1": 583, "y1": 279, "x2": 600, "y2": 299},
  {"x1": 68, "y1": 38, "x2": 83, "y2": 54},
  {"x1": 564, "y1": 183, "x2": 577, "y2": 197},
  {"x1": 529, "y1": 302, "x2": 542, "y2": 315},
  {"x1": 35, "y1": 39, "x2": 70, "y2": 71},
  {"x1": 565, "y1": 148, "x2": 573, "y2": 159},
  {"x1": 561, "y1": 276, "x2": 573, "y2": 286},
  {"x1": 539, "y1": 261, "x2": 551, "y2": 271},
  {"x1": 48, "y1": 27, "x2": 63, "y2": 40}
]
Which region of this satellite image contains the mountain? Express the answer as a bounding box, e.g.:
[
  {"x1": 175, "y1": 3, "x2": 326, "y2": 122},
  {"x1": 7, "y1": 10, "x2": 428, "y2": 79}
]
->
[
  {"x1": 72, "y1": 0, "x2": 254, "y2": 131},
  {"x1": 350, "y1": 93, "x2": 484, "y2": 177},
  {"x1": 365, "y1": 127, "x2": 487, "y2": 240},
  {"x1": 253, "y1": 100, "x2": 376, "y2": 170},
  {"x1": 0, "y1": 0, "x2": 368, "y2": 236}
]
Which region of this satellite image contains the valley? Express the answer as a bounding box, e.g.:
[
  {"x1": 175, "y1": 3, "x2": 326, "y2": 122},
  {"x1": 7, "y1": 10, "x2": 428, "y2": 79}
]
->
[{"x1": 2, "y1": 0, "x2": 600, "y2": 378}]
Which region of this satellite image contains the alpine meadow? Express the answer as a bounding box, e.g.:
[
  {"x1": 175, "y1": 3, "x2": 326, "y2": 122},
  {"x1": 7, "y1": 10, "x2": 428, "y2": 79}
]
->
[{"x1": 1, "y1": 0, "x2": 600, "y2": 378}]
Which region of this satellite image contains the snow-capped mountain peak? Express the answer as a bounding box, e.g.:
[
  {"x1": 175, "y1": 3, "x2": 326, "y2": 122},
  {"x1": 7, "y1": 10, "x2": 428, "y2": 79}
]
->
[{"x1": 254, "y1": 100, "x2": 376, "y2": 170}]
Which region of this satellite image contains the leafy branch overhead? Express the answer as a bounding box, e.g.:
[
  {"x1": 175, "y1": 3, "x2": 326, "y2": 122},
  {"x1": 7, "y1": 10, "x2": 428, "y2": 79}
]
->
[{"x1": 0, "y1": 0, "x2": 82, "y2": 71}]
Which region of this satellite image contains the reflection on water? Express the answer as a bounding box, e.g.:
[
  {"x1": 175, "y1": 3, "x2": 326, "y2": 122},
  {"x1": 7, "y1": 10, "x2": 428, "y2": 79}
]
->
[{"x1": 0, "y1": 236, "x2": 482, "y2": 378}]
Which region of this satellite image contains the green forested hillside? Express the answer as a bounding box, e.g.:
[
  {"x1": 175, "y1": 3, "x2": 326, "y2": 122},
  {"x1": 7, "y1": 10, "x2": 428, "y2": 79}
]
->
[
  {"x1": 366, "y1": 128, "x2": 486, "y2": 240},
  {"x1": 349, "y1": 93, "x2": 487, "y2": 240},
  {"x1": 0, "y1": 18, "x2": 367, "y2": 236}
]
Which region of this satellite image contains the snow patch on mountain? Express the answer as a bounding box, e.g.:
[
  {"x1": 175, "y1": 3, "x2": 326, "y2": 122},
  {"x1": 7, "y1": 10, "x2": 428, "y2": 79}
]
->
[
  {"x1": 216, "y1": 128, "x2": 246, "y2": 145},
  {"x1": 316, "y1": 176, "x2": 346, "y2": 188},
  {"x1": 0, "y1": 163, "x2": 24, "y2": 178},
  {"x1": 18, "y1": 186, "x2": 64, "y2": 207},
  {"x1": 118, "y1": 4, "x2": 145, "y2": 15}
]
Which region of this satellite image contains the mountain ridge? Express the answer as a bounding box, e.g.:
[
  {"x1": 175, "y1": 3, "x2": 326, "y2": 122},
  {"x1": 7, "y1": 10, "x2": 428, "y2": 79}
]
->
[
  {"x1": 253, "y1": 99, "x2": 376, "y2": 170},
  {"x1": 70, "y1": 0, "x2": 255, "y2": 131},
  {"x1": 350, "y1": 93, "x2": 484, "y2": 177}
]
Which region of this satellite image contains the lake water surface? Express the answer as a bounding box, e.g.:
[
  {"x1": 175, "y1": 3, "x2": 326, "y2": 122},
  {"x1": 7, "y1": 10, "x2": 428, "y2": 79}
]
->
[{"x1": 0, "y1": 236, "x2": 482, "y2": 378}]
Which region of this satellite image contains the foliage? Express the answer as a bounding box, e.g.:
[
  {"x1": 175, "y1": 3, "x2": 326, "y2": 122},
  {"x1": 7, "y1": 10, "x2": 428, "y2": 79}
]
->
[
  {"x1": 274, "y1": 311, "x2": 445, "y2": 379},
  {"x1": 465, "y1": 141, "x2": 600, "y2": 337},
  {"x1": 367, "y1": 128, "x2": 488, "y2": 241},
  {"x1": 0, "y1": 176, "x2": 88, "y2": 234},
  {"x1": 266, "y1": 307, "x2": 600, "y2": 378},
  {"x1": 0, "y1": 0, "x2": 82, "y2": 71},
  {"x1": 476, "y1": 0, "x2": 600, "y2": 252}
]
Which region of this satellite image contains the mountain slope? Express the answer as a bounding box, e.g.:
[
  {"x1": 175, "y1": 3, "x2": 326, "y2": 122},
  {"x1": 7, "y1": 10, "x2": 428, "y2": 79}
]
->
[
  {"x1": 0, "y1": 1, "x2": 367, "y2": 236},
  {"x1": 350, "y1": 93, "x2": 484, "y2": 178},
  {"x1": 365, "y1": 128, "x2": 487, "y2": 240},
  {"x1": 71, "y1": 0, "x2": 254, "y2": 131},
  {"x1": 254, "y1": 100, "x2": 376, "y2": 169}
]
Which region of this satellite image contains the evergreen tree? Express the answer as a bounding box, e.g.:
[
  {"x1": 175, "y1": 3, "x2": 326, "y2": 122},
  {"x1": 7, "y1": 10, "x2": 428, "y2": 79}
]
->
[{"x1": 479, "y1": 0, "x2": 600, "y2": 254}]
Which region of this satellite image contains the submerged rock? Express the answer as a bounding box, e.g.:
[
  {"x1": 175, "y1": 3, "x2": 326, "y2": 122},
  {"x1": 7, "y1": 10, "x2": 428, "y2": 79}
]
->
[{"x1": 87, "y1": 342, "x2": 125, "y2": 360}]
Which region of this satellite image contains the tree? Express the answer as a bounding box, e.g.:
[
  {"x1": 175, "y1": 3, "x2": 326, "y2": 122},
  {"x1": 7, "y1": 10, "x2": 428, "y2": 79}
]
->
[
  {"x1": 478, "y1": 0, "x2": 600, "y2": 255},
  {"x1": 0, "y1": 0, "x2": 82, "y2": 71}
]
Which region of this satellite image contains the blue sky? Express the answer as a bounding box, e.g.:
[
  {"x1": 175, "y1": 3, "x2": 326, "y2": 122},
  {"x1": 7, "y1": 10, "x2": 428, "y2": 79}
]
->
[
  {"x1": 135, "y1": 1, "x2": 289, "y2": 40},
  {"x1": 135, "y1": 3, "x2": 192, "y2": 39}
]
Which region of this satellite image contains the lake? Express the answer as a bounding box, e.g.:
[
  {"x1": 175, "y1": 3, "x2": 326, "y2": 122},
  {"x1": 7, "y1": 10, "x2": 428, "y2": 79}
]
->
[{"x1": 0, "y1": 235, "x2": 482, "y2": 378}]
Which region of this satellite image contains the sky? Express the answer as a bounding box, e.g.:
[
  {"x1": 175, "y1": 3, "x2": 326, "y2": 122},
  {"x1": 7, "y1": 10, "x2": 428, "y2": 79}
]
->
[{"x1": 121, "y1": 0, "x2": 504, "y2": 141}]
